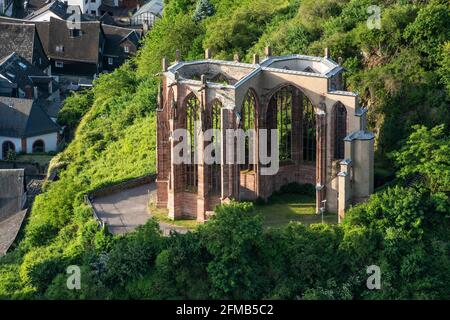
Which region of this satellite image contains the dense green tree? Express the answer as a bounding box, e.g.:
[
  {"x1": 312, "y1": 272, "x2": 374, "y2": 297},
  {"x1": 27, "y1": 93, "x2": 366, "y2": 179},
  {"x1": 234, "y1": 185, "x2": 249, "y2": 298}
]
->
[
  {"x1": 392, "y1": 125, "x2": 450, "y2": 193},
  {"x1": 193, "y1": 0, "x2": 214, "y2": 22}
]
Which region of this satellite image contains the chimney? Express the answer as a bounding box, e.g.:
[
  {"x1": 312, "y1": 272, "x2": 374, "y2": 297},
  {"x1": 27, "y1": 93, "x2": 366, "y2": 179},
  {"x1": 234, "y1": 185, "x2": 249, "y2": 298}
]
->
[
  {"x1": 205, "y1": 48, "x2": 212, "y2": 59},
  {"x1": 233, "y1": 53, "x2": 240, "y2": 62},
  {"x1": 33, "y1": 86, "x2": 39, "y2": 100},
  {"x1": 24, "y1": 85, "x2": 33, "y2": 99},
  {"x1": 324, "y1": 47, "x2": 330, "y2": 58},
  {"x1": 264, "y1": 46, "x2": 272, "y2": 58},
  {"x1": 253, "y1": 54, "x2": 259, "y2": 65}
]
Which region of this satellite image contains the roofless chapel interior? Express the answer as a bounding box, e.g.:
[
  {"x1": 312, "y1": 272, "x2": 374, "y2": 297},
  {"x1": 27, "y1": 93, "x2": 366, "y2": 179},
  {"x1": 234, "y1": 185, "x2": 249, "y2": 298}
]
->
[{"x1": 156, "y1": 48, "x2": 374, "y2": 223}]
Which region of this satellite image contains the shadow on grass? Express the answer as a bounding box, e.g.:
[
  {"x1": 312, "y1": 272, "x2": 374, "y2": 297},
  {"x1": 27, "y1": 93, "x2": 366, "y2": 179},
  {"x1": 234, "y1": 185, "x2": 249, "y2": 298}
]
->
[{"x1": 255, "y1": 193, "x2": 338, "y2": 228}]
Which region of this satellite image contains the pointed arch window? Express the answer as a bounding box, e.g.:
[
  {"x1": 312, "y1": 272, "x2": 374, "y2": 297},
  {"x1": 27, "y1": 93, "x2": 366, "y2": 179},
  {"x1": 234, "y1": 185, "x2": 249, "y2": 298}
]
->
[
  {"x1": 334, "y1": 102, "x2": 347, "y2": 160},
  {"x1": 241, "y1": 90, "x2": 256, "y2": 171},
  {"x1": 184, "y1": 94, "x2": 200, "y2": 192},
  {"x1": 209, "y1": 100, "x2": 222, "y2": 195},
  {"x1": 302, "y1": 95, "x2": 316, "y2": 162},
  {"x1": 276, "y1": 86, "x2": 293, "y2": 161}
]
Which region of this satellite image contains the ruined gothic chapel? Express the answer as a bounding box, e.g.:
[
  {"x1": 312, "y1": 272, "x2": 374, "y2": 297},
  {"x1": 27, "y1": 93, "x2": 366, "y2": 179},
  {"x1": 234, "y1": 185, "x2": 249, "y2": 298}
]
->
[{"x1": 156, "y1": 48, "x2": 374, "y2": 223}]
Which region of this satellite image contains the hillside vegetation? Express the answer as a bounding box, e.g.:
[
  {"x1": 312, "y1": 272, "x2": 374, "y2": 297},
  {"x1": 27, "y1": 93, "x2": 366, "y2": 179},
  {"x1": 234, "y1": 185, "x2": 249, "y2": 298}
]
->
[{"x1": 0, "y1": 0, "x2": 449, "y2": 299}]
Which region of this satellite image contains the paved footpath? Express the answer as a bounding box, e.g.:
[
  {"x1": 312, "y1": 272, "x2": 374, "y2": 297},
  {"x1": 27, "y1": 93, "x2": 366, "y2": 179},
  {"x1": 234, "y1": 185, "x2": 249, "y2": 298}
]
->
[{"x1": 92, "y1": 183, "x2": 188, "y2": 236}]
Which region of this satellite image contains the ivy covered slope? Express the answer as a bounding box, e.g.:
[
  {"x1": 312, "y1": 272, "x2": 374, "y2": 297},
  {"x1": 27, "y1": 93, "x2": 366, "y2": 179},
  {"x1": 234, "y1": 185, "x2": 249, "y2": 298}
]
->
[
  {"x1": 0, "y1": 0, "x2": 449, "y2": 299},
  {"x1": 0, "y1": 66, "x2": 157, "y2": 298}
]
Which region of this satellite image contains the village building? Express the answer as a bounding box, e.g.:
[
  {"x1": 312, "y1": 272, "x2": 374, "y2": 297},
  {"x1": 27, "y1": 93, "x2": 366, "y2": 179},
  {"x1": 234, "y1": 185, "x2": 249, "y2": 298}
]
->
[
  {"x1": 102, "y1": 24, "x2": 141, "y2": 70},
  {"x1": 130, "y1": 0, "x2": 162, "y2": 27},
  {"x1": 0, "y1": 21, "x2": 50, "y2": 72},
  {"x1": 0, "y1": 52, "x2": 59, "y2": 101},
  {"x1": 24, "y1": 0, "x2": 72, "y2": 21},
  {"x1": 0, "y1": 15, "x2": 141, "y2": 77},
  {"x1": 0, "y1": 97, "x2": 61, "y2": 160},
  {"x1": 156, "y1": 49, "x2": 374, "y2": 223}
]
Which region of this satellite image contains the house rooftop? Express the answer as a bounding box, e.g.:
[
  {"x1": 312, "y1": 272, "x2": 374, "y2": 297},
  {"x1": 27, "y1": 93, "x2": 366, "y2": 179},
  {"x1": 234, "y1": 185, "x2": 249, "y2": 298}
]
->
[
  {"x1": 24, "y1": 0, "x2": 70, "y2": 20},
  {"x1": 0, "y1": 21, "x2": 48, "y2": 69},
  {"x1": 45, "y1": 17, "x2": 103, "y2": 64},
  {"x1": 102, "y1": 25, "x2": 141, "y2": 57},
  {"x1": 133, "y1": 0, "x2": 164, "y2": 17},
  {"x1": 0, "y1": 97, "x2": 60, "y2": 138},
  {"x1": 0, "y1": 52, "x2": 54, "y2": 98}
]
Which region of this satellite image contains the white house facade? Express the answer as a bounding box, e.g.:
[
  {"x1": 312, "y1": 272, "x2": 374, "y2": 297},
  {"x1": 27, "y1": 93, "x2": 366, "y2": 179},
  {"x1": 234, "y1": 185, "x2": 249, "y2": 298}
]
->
[{"x1": 0, "y1": 97, "x2": 60, "y2": 160}]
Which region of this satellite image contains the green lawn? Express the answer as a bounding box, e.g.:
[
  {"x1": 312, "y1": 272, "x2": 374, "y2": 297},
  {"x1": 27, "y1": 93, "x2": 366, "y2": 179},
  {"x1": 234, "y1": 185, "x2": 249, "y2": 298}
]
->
[
  {"x1": 147, "y1": 193, "x2": 338, "y2": 230},
  {"x1": 15, "y1": 154, "x2": 54, "y2": 167},
  {"x1": 255, "y1": 194, "x2": 338, "y2": 228},
  {"x1": 148, "y1": 204, "x2": 199, "y2": 229}
]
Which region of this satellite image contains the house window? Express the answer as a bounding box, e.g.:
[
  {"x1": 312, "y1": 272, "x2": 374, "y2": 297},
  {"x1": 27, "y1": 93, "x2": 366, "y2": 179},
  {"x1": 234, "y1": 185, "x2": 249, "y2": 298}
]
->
[
  {"x1": 55, "y1": 61, "x2": 64, "y2": 68},
  {"x1": 18, "y1": 62, "x2": 27, "y2": 69},
  {"x1": 69, "y1": 29, "x2": 82, "y2": 37},
  {"x1": 108, "y1": 57, "x2": 113, "y2": 65},
  {"x1": 123, "y1": 46, "x2": 129, "y2": 53},
  {"x1": 91, "y1": 10, "x2": 96, "y2": 15},
  {"x1": 32, "y1": 140, "x2": 45, "y2": 153},
  {"x1": 56, "y1": 45, "x2": 64, "y2": 53}
]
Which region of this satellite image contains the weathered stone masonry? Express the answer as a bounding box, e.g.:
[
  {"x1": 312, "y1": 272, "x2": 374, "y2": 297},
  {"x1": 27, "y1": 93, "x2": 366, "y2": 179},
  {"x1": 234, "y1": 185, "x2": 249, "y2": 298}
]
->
[{"x1": 156, "y1": 48, "x2": 374, "y2": 223}]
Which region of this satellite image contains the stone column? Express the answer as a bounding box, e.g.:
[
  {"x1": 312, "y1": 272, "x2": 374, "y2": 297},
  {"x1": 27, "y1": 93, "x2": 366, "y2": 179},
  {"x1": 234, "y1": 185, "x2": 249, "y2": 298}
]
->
[
  {"x1": 221, "y1": 108, "x2": 229, "y2": 200},
  {"x1": 196, "y1": 83, "x2": 208, "y2": 222},
  {"x1": 315, "y1": 112, "x2": 327, "y2": 213},
  {"x1": 167, "y1": 117, "x2": 179, "y2": 220},
  {"x1": 291, "y1": 88, "x2": 301, "y2": 163},
  {"x1": 156, "y1": 79, "x2": 169, "y2": 208}
]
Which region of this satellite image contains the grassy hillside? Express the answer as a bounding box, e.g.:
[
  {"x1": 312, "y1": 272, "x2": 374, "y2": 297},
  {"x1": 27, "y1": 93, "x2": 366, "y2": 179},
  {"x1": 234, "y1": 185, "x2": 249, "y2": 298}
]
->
[{"x1": 0, "y1": 0, "x2": 449, "y2": 299}]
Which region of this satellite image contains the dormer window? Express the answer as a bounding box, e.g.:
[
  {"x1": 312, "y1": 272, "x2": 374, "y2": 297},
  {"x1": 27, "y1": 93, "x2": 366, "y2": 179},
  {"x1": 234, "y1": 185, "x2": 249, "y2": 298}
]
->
[
  {"x1": 56, "y1": 45, "x2": 64, "y2": 53},
  {"x1": 18, "y1": 62, "x2": 27, "y2": 69}
]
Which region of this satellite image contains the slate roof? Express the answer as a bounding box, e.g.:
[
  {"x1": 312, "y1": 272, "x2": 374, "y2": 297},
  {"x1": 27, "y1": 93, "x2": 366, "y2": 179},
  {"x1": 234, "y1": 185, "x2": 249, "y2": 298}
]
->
[
  {"x1": 133, "y1": 0, "x2": 163, "y2": 17},
  {"x1": 0, "y1": 52, "x2": 53, "y2": 97},
  {"x1": 0, "y1": 169, "x2": 26, "y2": 221},
  {"x1": 46, "y1": 17, "x2": 104, "y2": 64},
  {"x1": 38, "y1": 98, "x2": 62, "y2": 119},
  {"x1": 0, "y1": 97, "x2": 60, "y2": 138},
  {"x1": 0, "y1": 21, "x2": 49, "y2": 69},
  {"x1": 25, "y1": 0, "x2": 70, "y2": 20},
  {"x1": 102, "y1": 25, "x2": 141, "y2": 57},
  {"x1": 99, "y1": 12, "x2": 117, "y2": 26}
]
